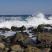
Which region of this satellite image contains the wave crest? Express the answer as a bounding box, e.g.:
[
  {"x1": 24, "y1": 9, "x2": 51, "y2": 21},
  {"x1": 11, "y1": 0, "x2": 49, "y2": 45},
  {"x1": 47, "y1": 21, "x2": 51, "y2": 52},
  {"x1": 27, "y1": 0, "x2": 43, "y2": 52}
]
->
[{"x1": 0, "y1": 13, "x2": 52, "y2": 28}]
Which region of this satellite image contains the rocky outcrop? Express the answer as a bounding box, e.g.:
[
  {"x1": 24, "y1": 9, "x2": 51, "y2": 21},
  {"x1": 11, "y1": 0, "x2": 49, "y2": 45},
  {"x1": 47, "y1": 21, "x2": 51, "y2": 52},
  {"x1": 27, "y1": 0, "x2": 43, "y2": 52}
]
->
[
  {"x1": 0, "y1": 24, "x2": 52, "y2": 52},
  {"x1": 37, "y1": 24, "x2": 52, "y2": 32},
  {"x1": 11, "y1": 26, "x2": 26, "y2": 31}
]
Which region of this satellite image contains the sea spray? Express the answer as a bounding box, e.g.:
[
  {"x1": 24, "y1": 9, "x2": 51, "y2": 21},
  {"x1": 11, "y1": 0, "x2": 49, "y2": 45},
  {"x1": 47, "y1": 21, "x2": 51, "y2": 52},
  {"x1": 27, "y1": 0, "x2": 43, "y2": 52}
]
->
[
  {"x1": 0, "y1": 13, "x2": 52, "y2": 29},
  {"x1": 0, "y1": 13, "x2": 52, "y2": 37}
]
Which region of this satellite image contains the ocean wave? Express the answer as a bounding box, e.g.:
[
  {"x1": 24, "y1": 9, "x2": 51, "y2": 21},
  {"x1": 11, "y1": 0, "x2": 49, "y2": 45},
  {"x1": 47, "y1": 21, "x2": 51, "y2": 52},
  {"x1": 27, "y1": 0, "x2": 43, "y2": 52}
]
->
[{"x1": 0, "y1": 13, "x2": 52, "y2": 29}]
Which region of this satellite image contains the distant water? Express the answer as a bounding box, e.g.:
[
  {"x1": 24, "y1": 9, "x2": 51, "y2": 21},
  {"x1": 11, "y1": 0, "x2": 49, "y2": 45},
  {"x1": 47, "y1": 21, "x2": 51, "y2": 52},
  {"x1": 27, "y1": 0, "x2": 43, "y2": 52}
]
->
[
  {"x1": 0, "y1": 13, "x2": 52, "y2": 29},
  {"x1": 0, "y1": 15, "x2": 32, "y2": 21}
]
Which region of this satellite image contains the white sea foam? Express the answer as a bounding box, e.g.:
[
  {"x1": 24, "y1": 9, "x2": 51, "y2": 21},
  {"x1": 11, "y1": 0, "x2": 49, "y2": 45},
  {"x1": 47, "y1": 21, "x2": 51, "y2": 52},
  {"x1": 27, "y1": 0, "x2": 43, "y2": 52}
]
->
[
  {"x1": 0, "y1": 13, "x2": 52, "y2": 29},
  {"x1": 0, "y1": 13, "x2": 52, "y2": 37}
]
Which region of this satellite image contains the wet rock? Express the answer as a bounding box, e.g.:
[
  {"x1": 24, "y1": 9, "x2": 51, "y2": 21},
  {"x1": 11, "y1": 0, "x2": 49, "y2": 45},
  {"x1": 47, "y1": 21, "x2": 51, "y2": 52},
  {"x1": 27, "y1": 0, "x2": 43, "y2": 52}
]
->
[
  {"x1": 11, "y1": 26, "x2": 26, "y2": 31},
  {"x1": 28, "y1": 27, "x2": 38, "y2": 34},
  {"x1": 28, "y1": 27, "x2": 34, "y2": 30},
  {"x1": 37, "y1": 24, "x2": 51, "y2": 32},
  {"x1": 37, "y1": 24, "x2": 43, "y2": 32},
  {"x1": 0, "y1": 28, "x2": 10, "y2": 31}
]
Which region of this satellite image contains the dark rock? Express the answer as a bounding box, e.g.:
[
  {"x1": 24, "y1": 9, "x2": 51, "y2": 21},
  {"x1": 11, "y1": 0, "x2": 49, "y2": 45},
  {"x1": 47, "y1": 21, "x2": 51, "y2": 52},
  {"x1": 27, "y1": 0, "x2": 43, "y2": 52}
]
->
[
  {"x1": 37, "y1": 24, "x2": 52, "y2": 32},
  {"x1": 28, "y1": 27, "x2": 34, "y2": 30},
  {"x1": 32, "y1": 28, "x2": 38, "y2": 34},
  {"x1": 11, "y1": 26, "x2": 26, "y2": 31},
  {"x1": 0, "y1": 28, "x2": 10, "y2": 31},
  {"x1": 37, "y1": 24, "x2": 43, "y2": 32},
  {"x1": 16, "y1": 40, "x2": 27, "y2": 48},
  {"x1": 43, "y1": 29, "x2": 48, "y2": 32},
  {"x1": 28, "y1": 27, "x2": 38, "y2": 34},
  {"x1": 36, "y1": 38, "x2": 41, "y2": 44}
]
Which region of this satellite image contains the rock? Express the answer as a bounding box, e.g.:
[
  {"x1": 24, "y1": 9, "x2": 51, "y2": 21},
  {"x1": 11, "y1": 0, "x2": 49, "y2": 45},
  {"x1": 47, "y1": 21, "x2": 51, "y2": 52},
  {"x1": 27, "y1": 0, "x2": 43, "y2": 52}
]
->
[
  {"x1": 37, "y1": 24, "x2": 52, "y2": 32},
  {"x1": 0, "y1": 28, "x2": 10, "y2": 31},
  {"x1": 16, "y1": 40, "x2": 27, "y2": 48},
  {"x1": 28, "y1": 27, "x2": 34, "y2": 30},
  {"x1": 4, "y1": 36, "x2": 15, "y2": 46},
  {"x1": 0, "y1": 43, "x2": 5, "y2": 49},
  {"x1": 10, "y1": 51, "x2": 16, "y2": 52},
  {"x1": 32, "y1": 28, "x2": 38, "y2": 34},
  {"x1": 11, "y1": 44, "x2": 23, "y2": 52},
  {"x1": 25, "y1": 45, "x2": 41, "y2": 52},
  {"x1": 37, "y1": 24, "x2": 43, "y2": 32},
  {"x1": 11, "y1": 26, "x2": 26, "y2": 31},
  {"x1": 13, "y1": 32, "x2": 29, "y2": 43},
  {"x1": 28, "y1": 27, "x2": 38, "y2": 33},
  {"x1": 0, "y1": 35, "x2": 5, "y2": 42}
]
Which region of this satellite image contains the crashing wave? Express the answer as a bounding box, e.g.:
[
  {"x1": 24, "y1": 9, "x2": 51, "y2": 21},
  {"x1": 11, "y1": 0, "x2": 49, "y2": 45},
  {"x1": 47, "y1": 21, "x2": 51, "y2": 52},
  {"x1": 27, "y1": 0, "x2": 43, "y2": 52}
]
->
[
  {"x1": 0, "y1": 13, "x2": 52, "y2": 29},
  {"x1": 0, "y1": 13, "x2": 52, "y2": 37}
]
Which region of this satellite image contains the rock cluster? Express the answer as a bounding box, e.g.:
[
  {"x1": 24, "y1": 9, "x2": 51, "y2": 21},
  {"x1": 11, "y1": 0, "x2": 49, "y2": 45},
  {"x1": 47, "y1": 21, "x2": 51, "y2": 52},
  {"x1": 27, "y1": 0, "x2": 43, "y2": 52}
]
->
[{"x1": 0, "y1": 24, "x2": 52, "y2": 52}]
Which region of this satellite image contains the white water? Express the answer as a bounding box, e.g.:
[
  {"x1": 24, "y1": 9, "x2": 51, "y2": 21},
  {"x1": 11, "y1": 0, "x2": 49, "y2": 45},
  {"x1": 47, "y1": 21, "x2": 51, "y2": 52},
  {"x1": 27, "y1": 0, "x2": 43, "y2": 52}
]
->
[
  {"x1": 0, "y1": 13, "x2": 52, "y2": 29},
  {"x1": 0, "y1": 13, "x2": 52, "y2": 38}
]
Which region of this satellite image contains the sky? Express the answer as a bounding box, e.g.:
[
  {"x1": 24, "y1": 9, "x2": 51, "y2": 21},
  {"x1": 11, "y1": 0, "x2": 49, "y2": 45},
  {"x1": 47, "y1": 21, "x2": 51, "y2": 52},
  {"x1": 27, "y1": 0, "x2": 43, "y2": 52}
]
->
[{"x1": 0, "y1": 0, "x2": 52, "y2": 15}]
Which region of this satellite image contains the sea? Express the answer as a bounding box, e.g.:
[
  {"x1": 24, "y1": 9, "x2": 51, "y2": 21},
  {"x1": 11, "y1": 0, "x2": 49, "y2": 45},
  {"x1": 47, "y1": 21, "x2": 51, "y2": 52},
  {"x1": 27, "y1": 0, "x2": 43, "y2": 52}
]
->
[
  {"x1": 0, "y1": 13, "x2": 52, "y2": 37},
  {"x1": 0, "y1": 13, "x2": 52, "y2": 29}
]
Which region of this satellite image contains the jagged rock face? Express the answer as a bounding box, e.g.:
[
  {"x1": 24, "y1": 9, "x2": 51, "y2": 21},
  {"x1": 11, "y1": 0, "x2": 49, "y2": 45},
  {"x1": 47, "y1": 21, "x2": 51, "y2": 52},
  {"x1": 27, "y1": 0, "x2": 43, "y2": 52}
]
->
[{"x1": 11, "y1": 26, "x2": 26, "y2": 31}]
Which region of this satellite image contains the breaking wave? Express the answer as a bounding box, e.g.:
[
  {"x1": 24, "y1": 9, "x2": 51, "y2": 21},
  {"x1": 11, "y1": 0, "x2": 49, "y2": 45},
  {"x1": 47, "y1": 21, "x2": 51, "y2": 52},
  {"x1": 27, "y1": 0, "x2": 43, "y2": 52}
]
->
[{"x1": 0, "y1": 13, "x2": 52, "y2": 29}]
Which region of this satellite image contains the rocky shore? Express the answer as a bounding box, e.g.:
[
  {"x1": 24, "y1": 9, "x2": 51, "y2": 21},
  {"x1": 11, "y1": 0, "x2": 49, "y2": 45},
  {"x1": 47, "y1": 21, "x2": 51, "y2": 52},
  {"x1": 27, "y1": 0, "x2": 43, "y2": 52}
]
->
[{"x1": 0, "y1": 24, "x2": 52, "y2": 52}]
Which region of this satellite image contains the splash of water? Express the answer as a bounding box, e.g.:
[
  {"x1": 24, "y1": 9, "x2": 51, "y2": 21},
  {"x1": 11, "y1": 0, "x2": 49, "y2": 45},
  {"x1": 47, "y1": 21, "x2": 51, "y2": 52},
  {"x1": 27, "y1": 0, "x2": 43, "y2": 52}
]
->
[{"x1": 0, "y1": 13, "x2": 52, "y2": 29}]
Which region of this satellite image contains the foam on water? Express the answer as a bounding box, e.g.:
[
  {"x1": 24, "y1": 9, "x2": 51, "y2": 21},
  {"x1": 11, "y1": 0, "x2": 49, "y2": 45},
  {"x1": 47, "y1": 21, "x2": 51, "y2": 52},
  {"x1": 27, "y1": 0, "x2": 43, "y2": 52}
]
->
[
  {"x1": 0, "y1": 13, "x2": 52, "y2": 38},
  {"x1": 0, "y1": 13, "x2": 52, "y2": 29}
]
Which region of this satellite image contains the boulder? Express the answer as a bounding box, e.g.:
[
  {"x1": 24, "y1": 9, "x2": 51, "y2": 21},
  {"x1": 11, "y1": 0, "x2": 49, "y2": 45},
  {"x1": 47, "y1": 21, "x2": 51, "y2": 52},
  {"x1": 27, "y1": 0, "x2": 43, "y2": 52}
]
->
[
  {"x1": 11, "y1": 26, "x2": 26, "y2": 31},
  {"x1": 37, "y1": 24, "x2": 52, "y2": 32}
]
